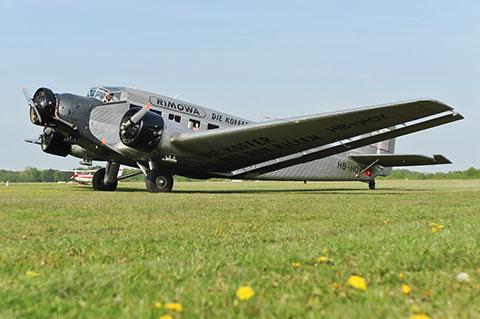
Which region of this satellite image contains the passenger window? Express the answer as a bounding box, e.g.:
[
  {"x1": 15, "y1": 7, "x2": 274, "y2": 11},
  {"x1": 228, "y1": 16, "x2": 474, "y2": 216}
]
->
[
  {"x1": 208, "y1": 124, "x2": 219, "y2": 130},
  {"x1": 168, "y1": 113, "x2": 181, "y2": 123},
  {"x1": 189, "y1": 119, "x2": 201, "y2": 130}
]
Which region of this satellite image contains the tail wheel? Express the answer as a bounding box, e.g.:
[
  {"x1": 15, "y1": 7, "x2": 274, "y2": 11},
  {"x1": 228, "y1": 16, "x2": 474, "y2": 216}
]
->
[
  {"x1": 92, "y1": 168, "x2": 118, "y2": 191},
  {"x1": 368, "y1": 179, "x2": 376, "y2": 190},
  {"x1": 145, "y1": 169, "x2": 174, "y2": 193}
]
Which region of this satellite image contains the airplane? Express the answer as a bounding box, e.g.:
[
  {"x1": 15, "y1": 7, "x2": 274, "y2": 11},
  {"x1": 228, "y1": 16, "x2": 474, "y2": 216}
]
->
[
  {"x1": 61, "y1": 167, "x2": 124, "y2": 185},
  {"x1": 64, "y1": 169, "x2": 95, "y2": 184},
  {"x1": 23, "y1": 86, "x2": 463, "y2": 192}
]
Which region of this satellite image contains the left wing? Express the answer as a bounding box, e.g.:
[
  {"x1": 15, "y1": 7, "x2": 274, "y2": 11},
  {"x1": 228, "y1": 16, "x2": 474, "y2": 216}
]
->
[{"x1": 169, "y1": 99, "x2": 461, "y2": 172}]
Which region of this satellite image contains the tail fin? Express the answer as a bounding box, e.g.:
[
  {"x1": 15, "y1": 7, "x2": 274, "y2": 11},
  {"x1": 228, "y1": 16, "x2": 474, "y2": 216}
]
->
[
  {"x1": 356, "y1": 128, "x2": 396, "y2": 155},
  {"x1": 375, "y1": 128, "x2": 396, "y2": 154}
]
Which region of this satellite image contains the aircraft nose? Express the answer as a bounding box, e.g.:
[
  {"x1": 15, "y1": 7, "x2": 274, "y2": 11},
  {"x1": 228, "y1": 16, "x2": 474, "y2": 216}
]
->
[{"x1": 29, "y1": 87, "x2": 57, "y2": 126}]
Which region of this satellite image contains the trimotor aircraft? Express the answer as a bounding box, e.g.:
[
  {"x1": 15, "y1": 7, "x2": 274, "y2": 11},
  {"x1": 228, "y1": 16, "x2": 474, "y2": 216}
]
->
[{"x1": 24, "y1": 86, "x2": 463, "y2": 192}]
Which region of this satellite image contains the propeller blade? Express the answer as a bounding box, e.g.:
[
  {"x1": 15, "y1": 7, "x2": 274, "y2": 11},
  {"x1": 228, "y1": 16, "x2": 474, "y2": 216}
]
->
[
  {"x1": 22, "y1": 87, "x2": 32, "y2": 102},
  {"x1": 129, "y1": 103, "x2": 151, "y2": 125},
  {"x1": 24, "y1": 87, "x2": 44, "y2": 124},
  {"x1": 30, "y1": 105, "x2": 43, "y2": 124}
]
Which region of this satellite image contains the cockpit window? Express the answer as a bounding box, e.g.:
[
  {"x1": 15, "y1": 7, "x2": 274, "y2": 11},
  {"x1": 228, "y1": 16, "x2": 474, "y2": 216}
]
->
[
  {"x1": 95, "y1": 89, "x2": 107, "y2": 101},
  {"x1": 87, "y1": 87, "x2": 121, "y2": 103},
  {"x1": 87, "y1": 88, "x2": 96, "y2": 97}
]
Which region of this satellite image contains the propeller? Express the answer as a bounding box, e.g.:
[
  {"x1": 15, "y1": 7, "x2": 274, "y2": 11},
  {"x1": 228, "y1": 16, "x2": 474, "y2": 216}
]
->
[
  {"x1": 24, "y1": 127, "x2": 53, "y2": 145},
  {"x1": 119, "y1": 103, "x2": 153, "y2": 145},
  {"x1": 130, "y1": 103, "x2": 151, "y2": 125},
  {"x1": 22, "y1": 87, "x2": 32, "y2": 101},
  {"x1": 121, "y1": 103, "x2": 151, "y2": 131},
  {"x1": 22, "y1": 87, "x2": 43, "y2": 124},
  {"x1": 23, "y1": 87, "x2": 57, "y2": 126}
]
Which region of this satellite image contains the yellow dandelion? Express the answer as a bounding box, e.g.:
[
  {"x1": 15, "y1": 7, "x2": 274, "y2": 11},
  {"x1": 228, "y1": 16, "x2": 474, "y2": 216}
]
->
[
  {"x1": 399, "y1": 272, "x2": 405, "y2": 280},
  {"x1": 347, "y1": 275, "x2": 367, "y2": 292},
  {"x1": 291, "y1": 262, "x2": 301, "y2": 268},
  {"x1": 236, "y1": 286, "x2": 255, "y2": 301},
  {"x1": 410, "y1": 314, "x2": 431, "y2": 319},
  {"x1": 25, "y1": 271, "x2": 39, "y2": 278},
  {"x1": 317, "y1": 256, "x2": 332, "y2": 263},
  {"x1": 159, "y1": 315, "x2": 173, "y2": 319},
  {"x1": 164, "y1": 302, "x2": 182, "y2": 312},
  {"x1": 402, "y1": 284, "x2": 412, "y2": 295},
  {"x1": 330, "y1": 282, "x2": 339, "y2": 289},
  {"x1": 322, "y1": 247, "x2": 329, "y2": 255},
  {"x1": 430, "y1": 223, "x2": 445, "y2": 232},
  {"x1": 154, "y1": 302, "x2": 162, "y2": 309}
]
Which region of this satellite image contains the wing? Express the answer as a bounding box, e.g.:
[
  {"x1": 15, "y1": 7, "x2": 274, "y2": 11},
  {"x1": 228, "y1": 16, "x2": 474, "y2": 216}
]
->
[
  {"x1": 170, "y1": 99, "x2": 458, "y2": 172},
  {"x1": 349, "y1": 154, "x2": 451, "y2": 166}
]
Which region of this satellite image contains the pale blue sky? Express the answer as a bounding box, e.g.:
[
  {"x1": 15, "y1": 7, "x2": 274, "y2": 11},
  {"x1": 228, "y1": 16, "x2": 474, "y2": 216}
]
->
[{"x1": 0, "y1": 0, "x2": 478, "y2": 171}]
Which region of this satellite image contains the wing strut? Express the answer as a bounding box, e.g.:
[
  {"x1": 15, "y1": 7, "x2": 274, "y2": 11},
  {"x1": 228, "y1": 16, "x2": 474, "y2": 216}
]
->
[{"x1": 355, "y1": 159, "x2": 379, "y2": 177}]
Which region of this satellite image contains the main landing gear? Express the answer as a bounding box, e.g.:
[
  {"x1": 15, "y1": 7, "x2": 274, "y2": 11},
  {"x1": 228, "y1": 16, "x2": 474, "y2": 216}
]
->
[
  {"x1": 145, "y1": 168, "x2": 174, "y2": 193},
  {"x1": 92, "y1": 162, "x2": 119, "y2": 191},
  {"x1": 92, "y1": 162, "x2": 174, "y2": 193},
  {"x1": 368, "y1": 179, "x2": 376, "y2": 190}
]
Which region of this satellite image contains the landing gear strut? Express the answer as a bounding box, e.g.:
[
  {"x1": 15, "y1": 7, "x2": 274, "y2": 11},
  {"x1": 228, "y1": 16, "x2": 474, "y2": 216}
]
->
[
  {"x1": 368, "y1": 179, "x2": 376, "y2": 190},
  {"x1": 92, "y1": 162, "x2": 119, "y2": 191},
  {"x1": 145, "y1": 168, "x2": 174, "y2": 193}
]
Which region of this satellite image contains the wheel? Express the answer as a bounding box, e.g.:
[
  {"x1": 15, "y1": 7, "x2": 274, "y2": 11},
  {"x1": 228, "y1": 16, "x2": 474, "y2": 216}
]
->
[
  {"x1": 92, "y1": 168, "x2": 118, "y2": 191},
  {"x1": 368, "y1": 179, "x2": 376, "y2": 190},
  {"x1": 145, "y1": 169, "x2": 174, "y2": 193}
]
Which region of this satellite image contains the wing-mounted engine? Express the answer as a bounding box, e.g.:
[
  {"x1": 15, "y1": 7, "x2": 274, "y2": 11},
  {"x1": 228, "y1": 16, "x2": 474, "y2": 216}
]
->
[
  {"x1": 41, "y1": 128, "x2": 71, "y2": 157},
  {"x1": 119, "y1": 107, "x2": 164, "y2": 152}
]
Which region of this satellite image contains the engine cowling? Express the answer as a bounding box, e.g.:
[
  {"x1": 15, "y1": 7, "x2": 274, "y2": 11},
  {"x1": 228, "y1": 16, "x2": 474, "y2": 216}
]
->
[
  {"x1": 41, "y1": 129, "x2": 71, "y2": 157},
  {"x1": 30, "y1": 88, "x2": 57, "y2": 126},
  {"x1": 119, "y1": 108, "x2": 164, "y2": 152}
]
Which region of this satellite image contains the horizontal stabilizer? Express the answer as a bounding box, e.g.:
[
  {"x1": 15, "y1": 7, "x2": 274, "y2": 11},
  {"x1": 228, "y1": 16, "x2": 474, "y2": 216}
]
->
[{"x1": 349, "y1": 154, "x2": 451, "y2": 166}]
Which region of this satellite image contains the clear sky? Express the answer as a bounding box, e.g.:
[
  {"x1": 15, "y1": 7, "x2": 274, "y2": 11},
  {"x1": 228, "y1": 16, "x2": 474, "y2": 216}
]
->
[{"x1": 0, "y1": 0, "x2": 478, "y2": 171}]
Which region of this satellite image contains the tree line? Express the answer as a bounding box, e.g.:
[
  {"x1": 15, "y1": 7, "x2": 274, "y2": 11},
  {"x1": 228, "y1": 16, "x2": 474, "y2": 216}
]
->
[
  {"x1": 0, "y1": 167, "x2": 72, "y2": 183},
  {"x1": 0, "y1": 166, "x2": 479, "y2": 183},
  {"x1": 381, "y1": 167, "x2": 480, "y2": 180}
]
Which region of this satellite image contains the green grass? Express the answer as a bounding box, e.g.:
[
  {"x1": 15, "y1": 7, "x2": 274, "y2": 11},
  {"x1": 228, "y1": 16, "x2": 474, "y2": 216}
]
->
[{"x1": 0, "y1": 180, "x2": 479, "y2": 318}]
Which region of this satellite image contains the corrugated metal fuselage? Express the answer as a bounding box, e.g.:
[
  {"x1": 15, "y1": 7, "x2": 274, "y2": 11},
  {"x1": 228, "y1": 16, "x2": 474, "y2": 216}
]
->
[{"x1": 86, "y1": 87, "x2": 387, "y2": 182}]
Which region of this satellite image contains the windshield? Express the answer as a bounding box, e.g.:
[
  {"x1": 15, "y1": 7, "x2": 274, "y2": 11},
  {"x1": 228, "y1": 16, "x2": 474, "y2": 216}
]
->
[{"x1": 87, "y1": 87, "x2": 119, "y2": 103}]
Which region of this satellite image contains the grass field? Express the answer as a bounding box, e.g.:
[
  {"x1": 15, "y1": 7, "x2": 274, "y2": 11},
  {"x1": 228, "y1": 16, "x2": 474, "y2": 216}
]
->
[{"x1": 1, "y1": 180, "x2": 479, "y2": 318}]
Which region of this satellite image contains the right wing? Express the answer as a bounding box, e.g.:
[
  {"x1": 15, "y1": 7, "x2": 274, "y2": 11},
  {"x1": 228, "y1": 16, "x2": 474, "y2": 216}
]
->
[{"x1": 169, "y1": 99, "x2": 461, "y2": 172}]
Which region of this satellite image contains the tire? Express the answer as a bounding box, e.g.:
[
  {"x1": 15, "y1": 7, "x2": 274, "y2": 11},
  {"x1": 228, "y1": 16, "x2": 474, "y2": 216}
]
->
[
  {"x1": 145, "y1": 169, "x2": 174, "y2": 193},
  {"x1": 368, "y1": 180, "x2": 376, "y2": 190},
  {"x1": 92, "y1": 168, "x2": 118, "y2": 191}
]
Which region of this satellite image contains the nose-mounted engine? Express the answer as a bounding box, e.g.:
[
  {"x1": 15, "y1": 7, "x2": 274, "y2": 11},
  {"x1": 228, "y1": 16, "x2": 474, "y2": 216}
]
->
[
  {"x1": 119, "y1": 107, "x2": 164, "y2": 152},
  {"x1": 29, "y1": 88, "x2": 57, "y2": 126}
]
